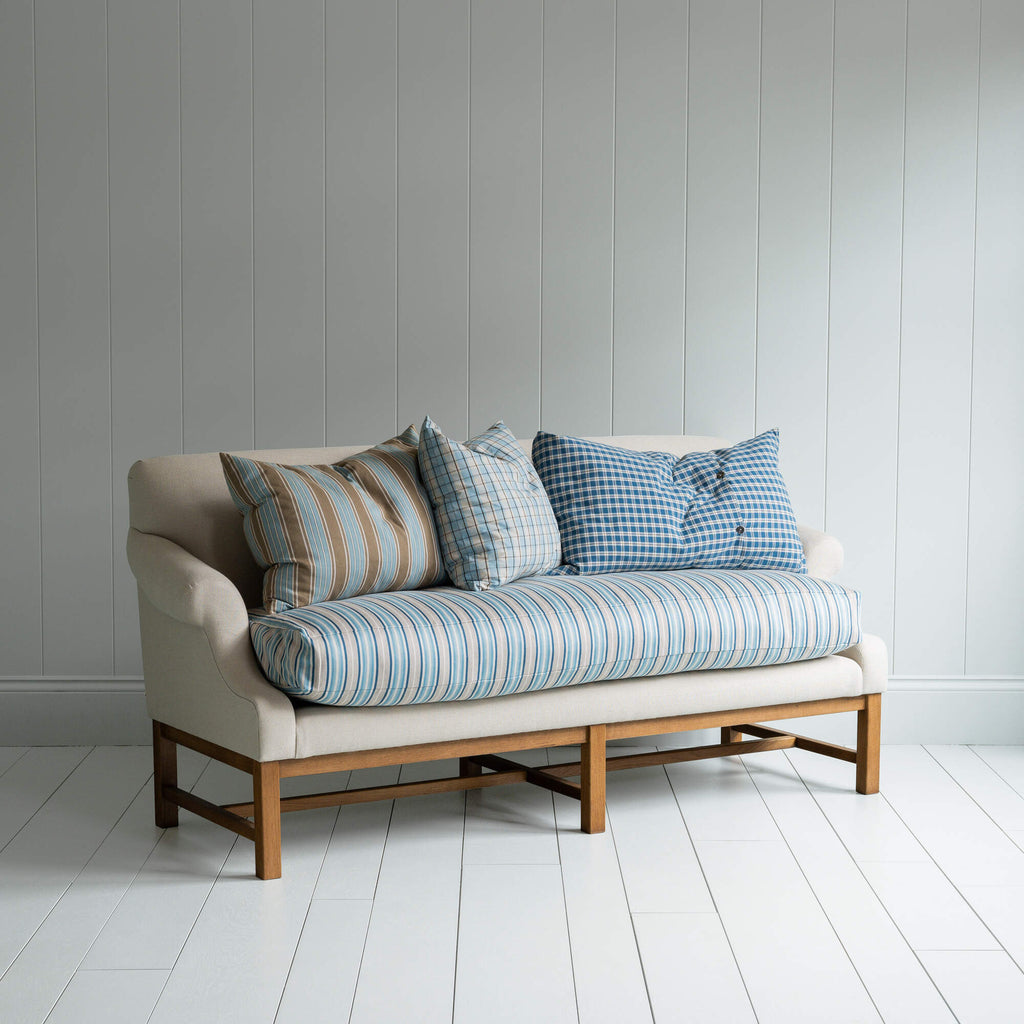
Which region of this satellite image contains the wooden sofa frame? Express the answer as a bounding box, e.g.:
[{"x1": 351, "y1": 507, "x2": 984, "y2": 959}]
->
[{"x1": 153, "y1": 692, "x2": 881, "y2": 880}]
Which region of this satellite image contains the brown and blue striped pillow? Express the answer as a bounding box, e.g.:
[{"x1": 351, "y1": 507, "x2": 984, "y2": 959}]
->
[{"x1": 221, "y1": 426, "x2": 445, "y2": 612}]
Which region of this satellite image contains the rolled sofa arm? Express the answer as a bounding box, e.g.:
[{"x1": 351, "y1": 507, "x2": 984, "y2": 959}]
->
[
  {"x1": 127, "y1": 528, "x2": 296, "y2": 761},
  {"x1": 836, "y1": 633, "x2": 888, "y2": 694},
  {"x1": 128, "y1": 528, "x2": 247, "y2": 632},
  {"x1": 798, "y1": 524, "x2": 844, "y2": 579}
]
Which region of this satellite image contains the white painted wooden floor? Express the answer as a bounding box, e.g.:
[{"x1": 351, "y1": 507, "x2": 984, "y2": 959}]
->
[{"x1": 2, "y1": 744, "x2": 1024, "y2": 1024}]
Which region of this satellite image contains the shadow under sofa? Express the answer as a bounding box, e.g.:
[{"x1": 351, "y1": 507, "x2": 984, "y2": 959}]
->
[{"x1": 127, "y1": 434, "x2": 887, "y2": 880}]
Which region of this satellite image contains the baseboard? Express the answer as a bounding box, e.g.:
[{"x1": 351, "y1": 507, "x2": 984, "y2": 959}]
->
[
  {"x1": 1, "y1": 677, "x2": 1022, "y2": 746},
  {"x1": 0, "y1": 678, "x2": 150, "y2": 745}
]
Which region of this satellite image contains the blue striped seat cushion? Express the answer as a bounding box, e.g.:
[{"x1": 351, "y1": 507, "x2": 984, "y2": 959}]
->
[{"x1": 249, "y1": 569, "x2": 862, "y2": 707}]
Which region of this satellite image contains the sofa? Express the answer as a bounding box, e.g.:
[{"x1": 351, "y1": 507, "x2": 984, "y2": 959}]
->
[{"x1": 127, "y1": 434, "x2": 886, "y2": 880}]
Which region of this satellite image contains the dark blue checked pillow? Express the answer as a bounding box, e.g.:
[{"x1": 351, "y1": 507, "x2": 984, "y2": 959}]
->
[{"x1": 532, "y1": 429, "x2": 805, "y2": 575}]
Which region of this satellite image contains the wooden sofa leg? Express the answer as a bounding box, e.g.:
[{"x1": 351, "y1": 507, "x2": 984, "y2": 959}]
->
[
  {"x1": 459, "y1": 757, "x2": 482, "y2": 779},
  {"x1": 253, "y1": 761, "x2": 282, "y2": 880},
  {"x1": 856, "y1": 693, "x2": 881, "y2": 795},
  {"x1": 152, "y1": 722, "x2": 179, "y2": 828},
  {"x1": 581, "y1": 725, "x2": 607, "y2": 834},
  {"x1": 720, "y1": 726, "x2": 742, "y2": 745}
]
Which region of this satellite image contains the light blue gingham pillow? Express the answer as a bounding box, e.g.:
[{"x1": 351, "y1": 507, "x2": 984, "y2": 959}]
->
[
  {"x1": 417, "y1": 417, "x2": 561, "y2": 590},
  {"x1": 533, "y1": 429, "x2": 805, "y2": 575}
]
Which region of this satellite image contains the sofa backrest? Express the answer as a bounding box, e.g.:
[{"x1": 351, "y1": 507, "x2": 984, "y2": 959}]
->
[{"x1": 128, "y1": 434, "x2": 729, "y2": 606}]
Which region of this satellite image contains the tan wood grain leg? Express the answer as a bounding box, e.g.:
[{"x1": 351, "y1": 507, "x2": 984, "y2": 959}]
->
[
  {"x1": 581, "y1": 724, "x2": 606, "y2": 834},
  {"x1": 720, "y1": 726, "x2": 743, "y2": 745},
  {"x1": 153, "y1": 721, "x2": 179, "y2": 828},
  {"x1": 253, "y1": 761, "x2": 282, "y2": 879},
  {"x1": 856, "y1": 693, "x2": 881, "y2": 795},
  {"x1": 459, "y1": 757, "x2": 483, "y2": 778}
]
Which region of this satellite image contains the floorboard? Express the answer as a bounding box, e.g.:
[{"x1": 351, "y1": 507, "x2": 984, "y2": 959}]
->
[
  {"x1": 313, "y1": 764, "x2": 399, "y2": 900},
  {"x1": 0, "y1": 743, "x2": 1022, "y2": 1023},
  {"x1": 0, "y1": 750, "x2": 206, "y2": 1024},
  {"x1": 665, "y1": 754, "x2": 780, "y2": 840},
  {"x1": 347, "y1": 788, "x2": 464, "y2": 1024},
  {"x1": 633, "y1": 912, "x2": 755, "y2": 1024},
  {"x1": 0, "y1": 747, "x2": 154, "y2": 978},
  {"x1": 878, "y1": 745, "x2": 1024, "y2": 887},
  {"x1": 745, "y1": 751, "x2": 957, "y2": 1023},
  {"x1": 927, "y1": 744, "x2": 1024, "y2": 831},
  {"x1": 43, "y1": 968, "x2": 168, "y2": 1024},
  {"x1": 917, "y1": 950, "x2": 1024, "y2": 1024},
  {"x1": 694, "y1": 838, "x2": 883, "y2": 1024},
  {"x1": 0, "y1": 747, "x2": 29, "y2": 778},
  {"x1": 857, "y1": 860, "x2": 999, "y2": 951},
  {"x1": 454, "y1": 864, "x2": 577, "y2": 1024},
  {"x1": 0, "y1": 747, "x2": 91, "y2": 852},
  {"x1": 147, "y1": 809, "x2": 337, "y2": 1024},
  {"x1": 603, "y1": 756, "x2": 714, "y2": 914},
  {"x1": 972, "y1": 746, "x2": 1024, "y2": 799},
  {"x1": 274, "y1": 899, "x2": 372, "y2": 1024},
  {"x1": 553, "y1": 790, "x2": 653, "y2": 1024}
]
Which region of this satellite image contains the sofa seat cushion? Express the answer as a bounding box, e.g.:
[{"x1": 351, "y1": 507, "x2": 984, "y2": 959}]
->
[{"x1": 249, "y1": 569, "x2": 862, "y2": 707}]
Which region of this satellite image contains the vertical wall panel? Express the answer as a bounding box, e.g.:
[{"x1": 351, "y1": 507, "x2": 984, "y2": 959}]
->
[
  {"x1": 541, "y1": 0, "x2": 615, "y2": 436},
  {"x1": 108, "y1": 0, "x2": 182, "y2": 675},
  {"x1": 0, "y1": 0, "x2": 42, "y2": 674},
  {"x1": 469, "y1": 0, "x2": 543, "y2": 439},
  {"x1": 966, "y1": 0, "x2": 1024, "y2": 674},
  {"x1": 326, "y1": 0, "x2": 397, "y2": 445},
  {"x1": 894, "y1": 0, "x2": 980, "y2": 675},
  {"x1": 755, "y1": 0, "x2": 832, "y2": 526},
  {"x1": 826, "y1": 0, "x2": 906, "y2": 660},
  {"x1": 35, "y1": 0, "x2": 112, "y2": 674},
  {"x1": 684, "y1": 0, "x2": 760, "y2": 440},
  {"x1": 180, "y1": 0, "x2": 253, "y2": 454},
  {"x1": 611, "y1": 0, "x2": 687, "y2": 435},
  {"x1": 396, "y1": 0, "x2": 470, "y2": 437},
  {"x1": 253, "y1": 0, "x2": 325, "y2": 449}
]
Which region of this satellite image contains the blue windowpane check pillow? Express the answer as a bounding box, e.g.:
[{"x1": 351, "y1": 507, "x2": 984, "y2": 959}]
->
[
  {"x1": 532, "y1": 429, "x2": 806, "y2": 575},
  {"x1": 418, "y1": 416, "x2": 562, "y2": 590}
]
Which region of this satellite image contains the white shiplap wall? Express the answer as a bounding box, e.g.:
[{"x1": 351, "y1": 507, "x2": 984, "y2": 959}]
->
[{"x1": 1, "y1": 0, "x2": 1022, "y2": 738}]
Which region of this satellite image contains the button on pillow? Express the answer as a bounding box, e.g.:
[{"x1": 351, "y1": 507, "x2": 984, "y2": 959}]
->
[
  {"x1": 672, "y1": 429, "x2": 805, "y2": 572},
  {"x1": 418, "y1": 416, "x2": 561, "y2": 590},
  {"x1": 221, "y1": 425, "x2": 445, "y2": 612}
]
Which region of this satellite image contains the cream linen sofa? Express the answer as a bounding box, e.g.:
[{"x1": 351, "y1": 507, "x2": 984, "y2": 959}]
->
[{"x1": 127, "y1": 435, "x2": 886, "y2": 879}]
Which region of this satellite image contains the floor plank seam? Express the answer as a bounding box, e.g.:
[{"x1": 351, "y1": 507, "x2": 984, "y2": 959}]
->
[
  {"x1": 739, "y1": 754, "x2": 887, "y2": 1024},
  {"x1": 603, "y1": 802, "x2": 664, "y2": 1023},
  {"x1": 0, "y1": 746, "x2": 92, "y2": 857},
  {"x1": 924, "y1": 744, "x2": 1024, "y2": 854},
  {"x1": 0, "y1": 747, "x2": 31, "y2": 781},
  {"x1": 450, "y1": 787, "x2": 469, "y2": 1024},
  {"x1": 272, "y1": 803, "x2": 342, "y2": 1024},
  {"x1": 971, "y1": 745, "x2": 1024, "y2": 802},
  {"x1": 782, "y1": 746, "x2": 967, "y2": 1022},
  {"x1": 859, "y1": 768, "x2": 1003, "y2": 951},
  {"x1": 343, "y1": 791, "x2": 396, "y2": 1024},
  {"x1": 1, "y1": 756, "x2": 153, "y2": 994},
  {"x1": 550, "y1": 778, "x2": 583, "y2": 1024},
  {"x1": 144, "y1": 754, "x2": 242, "y2": 1024},
  {"x1": 660, "y1": 755, "x2": 761, "y2": 1022}
]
